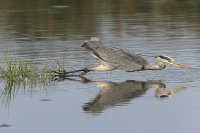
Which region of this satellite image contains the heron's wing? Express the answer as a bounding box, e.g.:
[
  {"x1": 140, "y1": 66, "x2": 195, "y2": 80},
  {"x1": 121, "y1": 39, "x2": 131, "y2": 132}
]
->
[
  {"x1": 82, "y1": 38, "x2": 149, "y2": 71},
  {"x1": 101, "y1": 47, "x2": 148, "y2": 71}
]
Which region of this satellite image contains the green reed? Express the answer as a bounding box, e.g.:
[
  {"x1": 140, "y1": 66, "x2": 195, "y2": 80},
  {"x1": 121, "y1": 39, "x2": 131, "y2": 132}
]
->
[{"x1": 0, "y1": 54, "x2": 57, "y2": 105}]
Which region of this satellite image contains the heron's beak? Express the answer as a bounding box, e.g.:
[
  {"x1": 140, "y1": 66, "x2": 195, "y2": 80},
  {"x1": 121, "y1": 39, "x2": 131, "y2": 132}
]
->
[{"x1": 169, "y1": 61, "x2": 189, "y2": 68}]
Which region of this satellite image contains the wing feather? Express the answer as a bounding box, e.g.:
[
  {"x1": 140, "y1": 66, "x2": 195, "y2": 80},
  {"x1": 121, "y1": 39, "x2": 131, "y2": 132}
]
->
[
  {"x1": 82, "y1": 38, "x2": 149, "y2": 72},
  {"x1": 100, "y1": 47, "x2": 147, "y2": 71}
]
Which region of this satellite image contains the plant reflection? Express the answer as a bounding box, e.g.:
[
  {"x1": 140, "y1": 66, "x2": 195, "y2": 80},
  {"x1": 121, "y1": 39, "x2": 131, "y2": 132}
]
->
[
  {"x1": 79, "y1": 77, "x2": 187, "y2": 114},
  {"x1": 0, "y1": 74, "x2": 54, "y2": 106}
]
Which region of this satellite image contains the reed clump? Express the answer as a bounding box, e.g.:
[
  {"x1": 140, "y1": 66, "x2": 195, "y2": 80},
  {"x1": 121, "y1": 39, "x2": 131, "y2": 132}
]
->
[
  {"x1": 0, "y1": 53, "x2": 87, "y2": 105},
  {"x1": 0, "y1": 54, "x2": 54, "y2": 91},
  {"x1": 0, "y1": 54, "x2": 56, "y2": 105}
]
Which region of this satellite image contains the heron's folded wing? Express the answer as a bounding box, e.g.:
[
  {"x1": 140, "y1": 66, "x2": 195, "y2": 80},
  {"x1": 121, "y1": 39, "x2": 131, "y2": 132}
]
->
[
  {"x1": 97, "y1": 47, "x2": 147, "y2": 71},
  {"x1": 110, "y1": 51, "x2": 143, "y2": 71}
]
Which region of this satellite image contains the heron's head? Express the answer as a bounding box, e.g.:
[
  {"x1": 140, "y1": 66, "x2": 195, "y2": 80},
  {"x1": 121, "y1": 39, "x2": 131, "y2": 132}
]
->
[{"x1": 155, "y1": 55, "x2": 189, "y2": 68}]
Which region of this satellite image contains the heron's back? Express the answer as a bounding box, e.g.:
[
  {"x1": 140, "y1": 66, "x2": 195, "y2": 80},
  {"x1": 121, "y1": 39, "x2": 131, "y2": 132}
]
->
[{"x1": 82, "y1": 37, "x2": 149, "y2": 72}]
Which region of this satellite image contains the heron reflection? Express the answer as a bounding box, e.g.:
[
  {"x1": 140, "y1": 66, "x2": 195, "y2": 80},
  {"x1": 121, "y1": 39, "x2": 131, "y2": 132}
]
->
[{"x1": 82, "y1": 79, "x2": 186, "y2": 114}]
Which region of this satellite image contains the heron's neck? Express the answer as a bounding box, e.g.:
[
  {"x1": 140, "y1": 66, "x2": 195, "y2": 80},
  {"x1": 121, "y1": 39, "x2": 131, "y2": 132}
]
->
[{"x1": 145, "y1": 61, "x2": 166, "y2": 70}]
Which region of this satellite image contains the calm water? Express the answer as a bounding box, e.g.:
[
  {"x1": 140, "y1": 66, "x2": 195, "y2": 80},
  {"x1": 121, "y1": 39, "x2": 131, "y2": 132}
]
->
[{"x1": 0, "y1": 0, "x2": 200, "y2": 133}]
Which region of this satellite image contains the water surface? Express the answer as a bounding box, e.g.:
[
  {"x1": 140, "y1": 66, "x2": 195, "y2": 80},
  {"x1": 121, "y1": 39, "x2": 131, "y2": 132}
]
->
[{"x1": 0, "y1": 0, "x2": 200, "y2": 133}]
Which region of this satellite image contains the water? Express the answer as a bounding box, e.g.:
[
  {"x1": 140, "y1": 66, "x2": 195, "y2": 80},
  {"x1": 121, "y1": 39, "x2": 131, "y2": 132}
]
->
[{"x1": 0, "y1": 0, "x2": 200, "y2": 133}]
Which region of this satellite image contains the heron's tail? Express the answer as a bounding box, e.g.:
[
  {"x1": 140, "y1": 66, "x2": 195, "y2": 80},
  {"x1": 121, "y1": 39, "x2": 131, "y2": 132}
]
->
[{"x1": 82, "y1": 37, "x2": 102, "y2": 51}]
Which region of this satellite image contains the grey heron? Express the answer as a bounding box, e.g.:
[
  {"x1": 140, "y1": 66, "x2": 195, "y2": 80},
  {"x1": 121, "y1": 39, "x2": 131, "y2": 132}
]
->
[{"x1": 81, "y1": 37, "x2": 188, "y2": 75}]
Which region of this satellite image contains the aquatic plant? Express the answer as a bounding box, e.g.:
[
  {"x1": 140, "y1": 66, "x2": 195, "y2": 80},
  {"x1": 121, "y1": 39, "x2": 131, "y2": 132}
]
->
[
  {"x1": 0, "y1": 53, "x2": 55, "y2": 105},
  {"x1": 0, "y1": 53, "x2": 86, "y2": 105},
  {"x1": 0, "y1": 54, "x2": 54, "y2": 88}
]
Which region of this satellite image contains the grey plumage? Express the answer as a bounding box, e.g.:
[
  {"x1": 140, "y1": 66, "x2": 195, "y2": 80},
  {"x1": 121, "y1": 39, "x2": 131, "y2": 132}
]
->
[{"x1": 82, "y1": 38, "x2": 149, "y2": 71}]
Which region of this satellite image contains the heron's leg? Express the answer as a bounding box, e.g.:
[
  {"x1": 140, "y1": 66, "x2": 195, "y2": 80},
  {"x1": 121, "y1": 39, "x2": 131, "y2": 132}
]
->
[
  {"x1": 79, "y1": 68, "x2": 92, "y2": 77},
  {"x1": 79, "y1": 65, "x2": 111, "y2": 77}
]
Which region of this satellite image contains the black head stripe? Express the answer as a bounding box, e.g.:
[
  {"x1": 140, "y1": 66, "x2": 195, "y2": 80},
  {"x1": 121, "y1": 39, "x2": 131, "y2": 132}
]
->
[{"x1": 158, "y1": 56, "x2": 171, "y2": 61}]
